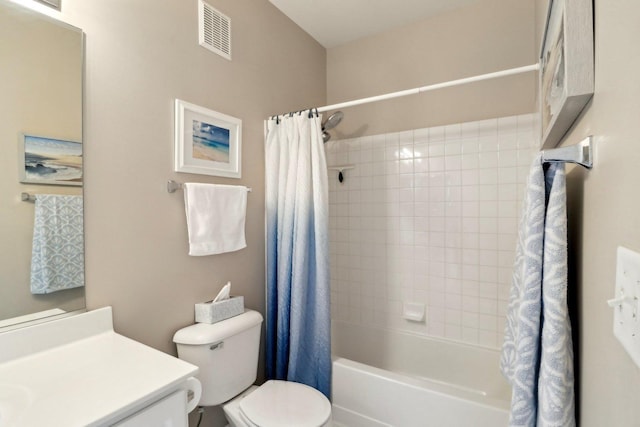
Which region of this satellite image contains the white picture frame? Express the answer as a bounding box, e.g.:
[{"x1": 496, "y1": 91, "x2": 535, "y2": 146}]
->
[
  {"x1": 539, "y1": 0, "x2": 594, "y2": 148},
  {"x1": 174, "y1": 99, "x2": 242, "y2": 178}
]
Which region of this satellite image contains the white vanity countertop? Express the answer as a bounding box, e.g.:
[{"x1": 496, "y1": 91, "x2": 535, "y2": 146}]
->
[{"x1": 0, "y1": 307, "x2": 198, "y2": 426}]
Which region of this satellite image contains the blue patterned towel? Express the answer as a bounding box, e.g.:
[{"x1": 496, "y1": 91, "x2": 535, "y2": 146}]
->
[
  {"x1": 30, "y1": 194, "x2": 84, "y2": 294},
  {"x1": 500, "y1": 154, "x2": 575, "y2": 426}
]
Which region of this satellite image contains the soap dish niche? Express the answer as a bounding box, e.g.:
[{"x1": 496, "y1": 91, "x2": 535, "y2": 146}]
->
[{"x1": 402, "y1": 302, "x2": 425, "y2": 323}]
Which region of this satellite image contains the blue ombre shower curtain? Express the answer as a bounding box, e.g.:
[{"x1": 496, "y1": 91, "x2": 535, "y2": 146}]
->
[{"x1": 265, "y1": 111, "x2": 331, "y2": 398}]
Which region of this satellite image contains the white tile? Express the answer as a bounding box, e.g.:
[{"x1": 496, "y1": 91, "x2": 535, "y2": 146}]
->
[
  {"x1": 479, "y1": 169, "x2": 498, "y2": 185},
  {"x1": 479, "y1": 201, "x2": 498, "y2": 217},
  {"x1": 479, "y1": 265, "x2": 498, "y2": 282},
  {"x1": 498, "y1": 217, "x2": 518, "y2": 234},
  {"x1": 445, "y1": 307, "x2": 462, "y2": 323},
  {"x1": 414, "y1": 158, "x2": 429, "y2": 173},
  {"x1": 445, "y1": 155, "x2": 462, "y2": 170},
  {"x1": 479, "y1": 314, "x2": 498, "y2": 331},
  {"x1": 478, "y1": 250, "x2": 499, "y2": 267},
  {"x1": 477, "y1": 119, "x2": 498, "y2": 137},
  {"x1": 460, "y1": 121, "x2": 479, "y2": 139},
  {"x1": 462, "y1": 232, "x2": 479, "y2": 249},
  {"x1": 518, "y1": 149, "x2": 536, "y2": 166},
  {"x1": 498, "y1": 133, "x2": 518, "y2": 150},
  {"x1": 428, "y1": 291, "x2": 446, "y2": 308},
  {"x1": 372, "y1": 148, "x2": 385, "y2": 162},
  {"x1": 479, "y1": 185, "x2": 498, "y2": 201},
  {"x1": 478, "y1": 232, "x2": 498, "y2": 248},
  {"x1": 478, "y1": 151, "x2": 499, "y2": 168},
  {"x1": 444, "y1": 324, "x2": 462, "y2": 341},
  {"x1": 429, "y1": 157, "x2": 446, "y2": 171},
  {"x1": 462, "y1": 328, "x2": 479, "y2": 345},
  {"x1": 462, "y1": 281, "x2": 480, "y2": 298},
  {"x1": 329, "y1": 118, "x2": 526, "y2": 347},
  {"x1": 446, "y1": 263, "x2": 462, "y2": 280},
  {"x1": 499, "y1": 200, "x2": 518, "y2": 218},
  {"x1": 499, "y1": 150, "x2": 518, "y2": 168},
  {"x1": 461, "y1": 139, "x2": 479, "y2": 154},
  {"x1": 414, "y1": 128, "x2": 429, "y2": 143},
  {"x1": 479, "y1": 282, "x2": 498, "y2": 299},
  {"x1": 462, "y1": 264, "x2": 479, "y2": 281},
  {"x1": 445, "y1": 140, "x2": 462, "y2": 156},
  {"x1": 497, "y1": 115, "x2": 518, "y2": 134},
  {"x1": 478, "y1": 331, "x2": 498, "y2": 348},
  {"x1": 517, "y1": 113, "x2": 535, "y2": 129},
  {"x1": 445, "y1": 123, "x2": 462, "y2": 140},
  {"x1": 461, "y1": 170, "x2": 479, "y2": 186},
  {"x1": 429, "y1": 126, "x2": 445, "y2": 141},
  {"x1": 414, "y1": 143, "x2": 429, "y2": 159},
  {"x1": 426, "y1": 217, "x2": 443, "y2": 232},
  {"x1": 461, "y1": 153, "x2": 479, "y2": 170},
  {"x1": 399, "y1": 145, "x2": 414, "y2": 160},
  {"x1": 461, "y1": 202, "x2": 479, "y2": 219},
  {"x1": 399, "y1": 159, "x2": 414, "y2": 174},
  {"x1": 428, "y1": 143, "x2": 446, "y2": 157}
]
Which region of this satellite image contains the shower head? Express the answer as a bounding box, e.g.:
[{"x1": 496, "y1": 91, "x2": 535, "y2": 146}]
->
[
  {"x1": 322, "y1": 111, "x2": 344, "y2": 131},
  {"x1": 322, "y1": 131, "x2": 331, "y2": 143},
  {"x1": 321, "y1": 111, "x2": 344, "y2": 143}
]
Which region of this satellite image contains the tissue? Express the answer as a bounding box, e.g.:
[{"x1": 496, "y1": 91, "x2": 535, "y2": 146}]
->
[{"x1": 213, "y1": 281, "x2": 231, "y2": 302}]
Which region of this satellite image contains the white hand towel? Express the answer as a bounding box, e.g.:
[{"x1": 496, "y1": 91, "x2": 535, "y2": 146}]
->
[{"x1": 183, "y1": 183, "x2": 248, "y2": 256}]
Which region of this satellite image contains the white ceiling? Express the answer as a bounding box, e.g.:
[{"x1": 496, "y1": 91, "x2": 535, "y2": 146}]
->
[{"x1": 269, "y1": 0, "x2": 480, "y2": 48}]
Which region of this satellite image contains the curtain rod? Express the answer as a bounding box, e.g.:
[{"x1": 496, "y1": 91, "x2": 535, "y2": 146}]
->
[{"x1": 313, "y1": 63, "x2": 540, "y2": 113}]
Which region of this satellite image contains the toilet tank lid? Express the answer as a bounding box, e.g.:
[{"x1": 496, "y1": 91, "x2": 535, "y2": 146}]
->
[{"x1": 173, "y1": 309, "x2": 263, "y2": 345}]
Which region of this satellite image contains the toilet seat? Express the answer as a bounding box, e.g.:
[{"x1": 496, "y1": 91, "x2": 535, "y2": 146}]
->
[{"x1": 238, "y1": 380, "x2": 331, "y2": 427}]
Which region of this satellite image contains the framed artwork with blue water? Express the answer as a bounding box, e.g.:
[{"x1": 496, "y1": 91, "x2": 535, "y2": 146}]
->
[
  {"x1": 174, "y1": 99, "x2": 242, "y2": 178},
  {"x1": 19, "y1": 134, "x2": 82, "y2": 186}
]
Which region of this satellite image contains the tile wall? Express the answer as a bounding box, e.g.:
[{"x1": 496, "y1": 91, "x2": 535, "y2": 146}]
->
[{"x1": 327, "y1": 113, "x2": 537, "y2": 349}]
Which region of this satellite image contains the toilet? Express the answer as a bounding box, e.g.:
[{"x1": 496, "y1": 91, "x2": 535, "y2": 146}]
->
[{"x1": 173, "y1": 310, "x2": 331, "y2": 427}]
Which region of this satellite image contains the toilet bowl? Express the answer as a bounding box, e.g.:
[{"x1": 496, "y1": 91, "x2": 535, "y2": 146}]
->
[{"x1": 173, "y1": 310, "x2": 331, "y2": 427}]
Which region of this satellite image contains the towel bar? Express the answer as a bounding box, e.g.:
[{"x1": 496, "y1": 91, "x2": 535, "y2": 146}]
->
[
  {"x1": 167, "y1": 180, "x2": 252, "y2": 193},
  {"x1": 21, "y1": 192, "x2": 36, "y2": 202},
  {"x1": 541, "y1": 136, "x2": 593, "y2": 169}
]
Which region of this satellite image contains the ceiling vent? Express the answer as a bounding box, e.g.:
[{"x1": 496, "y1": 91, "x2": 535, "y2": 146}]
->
[{"x1": 198, "y1": 0, "x2": 231, "y2": 60}]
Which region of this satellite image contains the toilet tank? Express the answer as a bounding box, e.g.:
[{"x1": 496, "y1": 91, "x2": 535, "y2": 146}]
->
[{"x1": 173, "y1": 310, "x2": 263, "y2": 406}]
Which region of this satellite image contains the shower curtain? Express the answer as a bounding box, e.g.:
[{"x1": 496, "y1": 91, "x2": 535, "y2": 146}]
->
[
  {"x1": 501, "y1": 154, "x2": 575, "y2": 427},
  {"x1": 265, "y1": 111, "x2": 331, "y2": 398}
]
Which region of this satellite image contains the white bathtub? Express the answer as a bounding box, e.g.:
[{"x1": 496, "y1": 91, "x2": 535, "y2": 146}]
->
[{"x1": 331, "y1": 321, "x2": 510, "y2": 427}]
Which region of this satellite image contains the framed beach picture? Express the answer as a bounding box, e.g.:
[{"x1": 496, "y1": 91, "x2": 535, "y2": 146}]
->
[
  {"x1": 19, "y1": 134, "x2": 82, "y2": 186},
  {"x1": 174, "y1": 99, "x2": 242, "y2": 178},
  {"x1": 539, "y1": 0, "x2": 593, "y2": 148}
]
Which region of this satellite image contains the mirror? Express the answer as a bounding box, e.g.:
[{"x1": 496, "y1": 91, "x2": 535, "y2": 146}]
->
[{"x1": 0, "y1": 0, "x2": 84, "y2": 328}]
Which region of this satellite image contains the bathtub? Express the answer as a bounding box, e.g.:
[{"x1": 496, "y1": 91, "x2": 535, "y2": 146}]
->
[{"x1": 331, "y1": 321, "x2": 510, "y2": 426}]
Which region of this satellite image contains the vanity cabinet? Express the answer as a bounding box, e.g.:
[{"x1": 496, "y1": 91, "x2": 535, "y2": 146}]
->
[
  {"x1": 113, "y1": 390, "x2": 187, "y2": 427},
  {"x1": 0, "y1": 307, "x2": 200, "y2": 427}
]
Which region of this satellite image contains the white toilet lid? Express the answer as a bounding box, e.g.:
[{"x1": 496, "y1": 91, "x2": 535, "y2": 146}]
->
[{"x1": 239, "y1": 380, "x2": 331, "y2": 427}]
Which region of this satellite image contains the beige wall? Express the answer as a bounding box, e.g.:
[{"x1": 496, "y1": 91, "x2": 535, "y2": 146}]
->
[
  {"x1": 552, "y1": 1, "x2": 640, "y2": 425},
  {"x1": 61, "y1": 0, "x2": 325, "y2": 359},
  {"x1": 326, "y1": 0, "x2": 537, "y2": 138},
  {"x1": 0, "y1": 6, "x2": 83, "y2": 320}
]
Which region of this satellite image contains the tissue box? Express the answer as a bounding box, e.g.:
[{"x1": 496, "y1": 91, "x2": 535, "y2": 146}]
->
[{"x1": 195, "y1": 296, "x2": 244, "y2": 324}]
